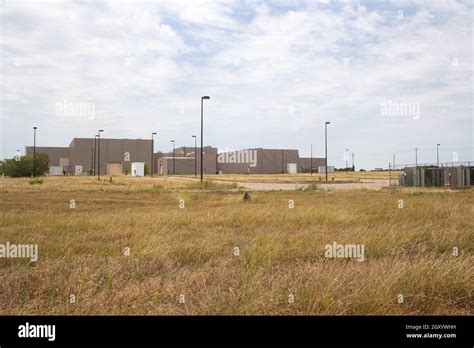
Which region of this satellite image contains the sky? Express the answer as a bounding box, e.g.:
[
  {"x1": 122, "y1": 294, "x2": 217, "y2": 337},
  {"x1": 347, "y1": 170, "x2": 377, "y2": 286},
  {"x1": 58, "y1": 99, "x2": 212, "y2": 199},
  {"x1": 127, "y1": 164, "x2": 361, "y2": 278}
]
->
[{"x1": 1, "y1": 0, "x2": 473, "y2": 170}]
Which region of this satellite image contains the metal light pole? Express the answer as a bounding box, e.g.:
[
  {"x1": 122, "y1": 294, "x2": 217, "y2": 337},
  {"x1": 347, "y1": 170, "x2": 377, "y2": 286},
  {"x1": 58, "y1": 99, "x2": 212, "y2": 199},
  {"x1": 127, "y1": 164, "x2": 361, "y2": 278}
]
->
[
  {"x1": 389, "y1": 162, "x2": 392, "y2": 186},
  {"x1": 170, "y1": 140, "x2": 175, "y2": 175},
  {"x1": 325, "y1": 122, "x2": 330, "y2": 181},
  {"x1": 310, "y1": 144, "x2": 313, "y2": 176},
  {"x1": 281, "y1": 149, "x2": 284, "y2": 173},
  {"x1": 93, "y1": 134, "x2": 98, "y2": 176},
  {"x1": 90, "y1": 148, "x2": 94, "y2": 175},
  {"x1": 436, "y1": 144, "x2": 440, "y2": 167},
  {"x1": 151, "y1": 132, "x2": 157, "y2": 177},
  {"x1": 200, "y1": 96, "x2": 210, "y2": 182},
  {"x1": 33, "y1": 127, "x2": 37, "y2": 177},
  {"x1": 352, "y1": 152, "x2": 355, "y2": 171},
  {"x1": 345, "y1": 148, "x2": 349, "y2": 174},
  {"x1": 192, "y1": 135, "x2": 197, "y2": 177},
  {"x1": 415, "y1": 147, "x2": 418, "y2": 167},
  {"x1": 97, "y1": 129, "x2": 104, "y2": 180}
]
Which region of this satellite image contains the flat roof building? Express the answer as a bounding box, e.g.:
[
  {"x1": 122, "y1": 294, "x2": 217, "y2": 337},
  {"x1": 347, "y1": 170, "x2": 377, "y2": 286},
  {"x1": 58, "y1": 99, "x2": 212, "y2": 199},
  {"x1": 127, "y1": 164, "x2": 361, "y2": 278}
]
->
[
  {"x1": 28, "y1": 138, "x2": 152, "y2": 175},
  {"x1": 26, "y1": 139, "x2": 327, "y2": 176}
]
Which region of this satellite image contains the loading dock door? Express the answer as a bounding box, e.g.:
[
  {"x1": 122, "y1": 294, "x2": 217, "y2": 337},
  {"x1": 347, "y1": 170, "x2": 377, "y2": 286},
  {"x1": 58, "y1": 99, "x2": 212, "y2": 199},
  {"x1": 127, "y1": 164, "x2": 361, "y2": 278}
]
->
[{"x1": 107, "y1": 163, "x2": 122, "y2": 175}]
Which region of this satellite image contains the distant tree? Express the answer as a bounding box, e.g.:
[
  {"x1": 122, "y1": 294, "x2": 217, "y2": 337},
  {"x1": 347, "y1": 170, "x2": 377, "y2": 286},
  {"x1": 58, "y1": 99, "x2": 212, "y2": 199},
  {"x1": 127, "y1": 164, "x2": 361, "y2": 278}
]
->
[{"x1": 0, "y1": 153, "x2": 49, "y2": 177}]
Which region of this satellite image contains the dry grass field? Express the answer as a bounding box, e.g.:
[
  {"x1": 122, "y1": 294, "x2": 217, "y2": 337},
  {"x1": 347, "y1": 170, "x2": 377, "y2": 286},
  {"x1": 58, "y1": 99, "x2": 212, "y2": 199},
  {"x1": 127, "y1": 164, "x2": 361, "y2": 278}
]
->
[
  {"x1": 181, "y1": 171, "x2": 399, "y2": 183},
  {"x1": 0, "y1": 175, "x2": 472, "y2": 315}
]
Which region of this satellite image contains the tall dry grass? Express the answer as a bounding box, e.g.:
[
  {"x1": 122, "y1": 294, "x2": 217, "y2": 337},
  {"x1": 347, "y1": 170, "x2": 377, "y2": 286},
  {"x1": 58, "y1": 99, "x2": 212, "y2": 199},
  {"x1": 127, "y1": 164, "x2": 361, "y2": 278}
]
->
[{"x1": 0, "y1": 176, "x2": 472, "y2": 315}]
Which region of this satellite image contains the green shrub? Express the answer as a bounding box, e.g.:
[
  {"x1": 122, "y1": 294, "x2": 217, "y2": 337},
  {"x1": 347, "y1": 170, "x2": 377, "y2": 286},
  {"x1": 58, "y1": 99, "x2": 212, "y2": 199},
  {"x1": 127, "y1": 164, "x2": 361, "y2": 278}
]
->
[{"x1": 0, "y1": 153, "x2": 49, "y2": 177}]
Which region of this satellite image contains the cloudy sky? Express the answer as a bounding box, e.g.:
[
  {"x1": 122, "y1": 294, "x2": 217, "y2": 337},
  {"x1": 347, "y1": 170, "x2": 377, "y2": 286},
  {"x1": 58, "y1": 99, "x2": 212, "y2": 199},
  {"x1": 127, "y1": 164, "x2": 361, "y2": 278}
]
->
[{"x1": 1, "y1": 0, "x2": 472, "y2": 169}]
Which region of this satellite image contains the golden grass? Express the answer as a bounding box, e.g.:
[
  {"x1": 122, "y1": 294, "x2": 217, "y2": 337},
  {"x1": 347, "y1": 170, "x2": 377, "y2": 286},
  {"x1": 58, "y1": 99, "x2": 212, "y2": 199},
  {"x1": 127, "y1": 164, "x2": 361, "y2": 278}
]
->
[
  {"x1": 180, "y1": 171, "x2": 400, "y2": 183},
  {"x1": 0, "y1": 175, "x2": 472, "y2": 315}
]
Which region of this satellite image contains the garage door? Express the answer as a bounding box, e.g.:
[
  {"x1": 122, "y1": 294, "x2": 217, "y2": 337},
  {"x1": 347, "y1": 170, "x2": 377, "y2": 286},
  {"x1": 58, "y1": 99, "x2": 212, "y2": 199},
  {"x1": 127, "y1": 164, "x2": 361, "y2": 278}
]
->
[{"x1": 107, "y1": 163, "x2": 122, "y2": 175}]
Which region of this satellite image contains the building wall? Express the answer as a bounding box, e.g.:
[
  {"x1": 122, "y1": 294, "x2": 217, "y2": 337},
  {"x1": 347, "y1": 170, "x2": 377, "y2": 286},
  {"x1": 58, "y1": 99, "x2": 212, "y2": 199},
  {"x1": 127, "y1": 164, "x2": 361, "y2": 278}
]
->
[
  {"x1": 25, "y1": 146, "x2": 71, "y2": 167},
  {"x1": 69, "y1": 138, "x2": 95, "y2": 174},
  {"x1": 70, "y1": 138, "x2": 152, "y2": 175},
  {"x1": 25, "y1": 141, "x2": 327, "y2": 176},
  {"x1": 298, "y1": 157, "x2": 326, "y2": 173},
  {"x1": 217, "y1": 149, "x2": 300, "y2": 174},
  {"x1": 158, "y1": 157, "x2": 195, "y2": 175},
  {"x1": 156, "y1": 146, "x2": 217, "y2": 175}
]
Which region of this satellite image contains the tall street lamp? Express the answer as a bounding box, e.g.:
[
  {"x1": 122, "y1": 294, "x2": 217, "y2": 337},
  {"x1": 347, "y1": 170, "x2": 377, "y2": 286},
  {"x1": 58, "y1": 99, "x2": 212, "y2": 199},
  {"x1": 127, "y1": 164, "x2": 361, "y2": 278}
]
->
[
  {"x1": 415, "y1": 147, "x2": 418, "y2": 167},
  {"x1": 33, "y1": 127, "x2": 38, "y2": 177},
  {"x1": 170, "y1": 140, "x2": 175, "y2": 175},
  {"x1": 93, "y1": 134, "x2": 98, "y2": 176},
  {"x1": 90, "y1": 147, "x2": 94, "y2": 175},
  {"x1": 345, "y1": 148, "x2": 349, "y2": 174},
  {"x1": 151, "y1": 132, "x2": 157, "y2": 177},
  {"x1": 436, "y1": 144, "x2": 440, "y2": 167},
  {"x1": 281, "y1": 149, "x2": 284, "y2": 173},
  {"x1": 200, "y1": 96, "x2": 210, "y2": 182},
  {"x1": 97, "y1": 130, "x2": 104, "y2": 180},
  {"x1": 325, "y1": 122, "x2": 330, "y2": 181},
  {"x1": 192, "y1": 135, "x2": 197, "y2": 178}
]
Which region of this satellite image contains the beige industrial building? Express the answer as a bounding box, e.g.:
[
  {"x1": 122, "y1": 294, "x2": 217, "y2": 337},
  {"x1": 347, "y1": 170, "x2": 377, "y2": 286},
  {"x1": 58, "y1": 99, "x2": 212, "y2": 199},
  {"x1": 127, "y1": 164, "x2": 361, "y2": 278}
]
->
[
  {"x1": 27, "y1": 138, "x2": 326, "y2": 175},
  {"x1": 298, "y1": 157, "x2": 327, "y2": 173},
  {"x1": 156, "y1": 146, "x2": 218, "y2": 175},
  {"x1": 27, "y1": 138, "x2": 152, "y2": 175},
  {"x1": 217, "y1": 148, "x2": 299, "y2": 174}
]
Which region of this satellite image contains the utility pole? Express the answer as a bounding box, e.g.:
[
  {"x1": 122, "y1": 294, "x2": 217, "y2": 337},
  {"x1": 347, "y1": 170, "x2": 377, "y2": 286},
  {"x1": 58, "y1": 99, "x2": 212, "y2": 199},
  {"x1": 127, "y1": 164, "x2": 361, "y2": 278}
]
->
[
  {"x1": 310, "y1": 144, "x2": 313, "y2": 176},
  {"x1": 352, "y1": 152, "x2": 355, "y2": 171}
]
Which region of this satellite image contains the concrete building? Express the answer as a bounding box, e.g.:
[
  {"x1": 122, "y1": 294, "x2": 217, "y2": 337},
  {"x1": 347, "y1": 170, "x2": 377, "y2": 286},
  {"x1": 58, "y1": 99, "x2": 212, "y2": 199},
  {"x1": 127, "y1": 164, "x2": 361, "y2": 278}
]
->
[
  {"x1": 26, "y1": 139, "x2": 327, "y2": 176},
  {"x1": 217, "y1": 148, "x2": 300, "y2": 174},
  {"x1": 158, "y1": 157, "x2": 195, "y2": 175},
  {"x1": 28, "y1": 138, "x2": 152, "y2": 176},
  {"x1": 25, "y1": 146, "x2": 70, "y2": 167},
  {"x1": 156, "y1": 146, "x2": 218, "y2": 175},
  {"x1": 298, "y1": 157, "x2": 326, "y2": 173}
]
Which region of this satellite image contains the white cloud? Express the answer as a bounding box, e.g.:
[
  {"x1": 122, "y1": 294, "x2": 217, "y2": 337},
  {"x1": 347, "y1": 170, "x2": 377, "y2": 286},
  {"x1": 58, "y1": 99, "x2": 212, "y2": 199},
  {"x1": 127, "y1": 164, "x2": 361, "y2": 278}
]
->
[{"x1": 0, "y1": 0, "x2": 472, "y2": 168}]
